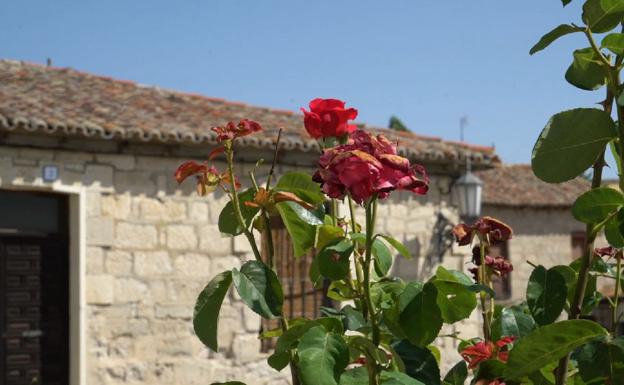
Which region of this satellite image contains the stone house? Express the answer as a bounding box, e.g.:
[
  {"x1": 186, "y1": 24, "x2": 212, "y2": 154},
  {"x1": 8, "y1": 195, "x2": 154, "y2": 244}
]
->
[{"x1": 0, "y1": 60, "x2": 504, "y2": 385}]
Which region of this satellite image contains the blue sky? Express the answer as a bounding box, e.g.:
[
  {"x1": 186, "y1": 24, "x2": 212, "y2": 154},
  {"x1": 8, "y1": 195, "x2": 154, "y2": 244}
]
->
[{"x1": 0, "y1": 1, "x2": 609, "y2": 169}]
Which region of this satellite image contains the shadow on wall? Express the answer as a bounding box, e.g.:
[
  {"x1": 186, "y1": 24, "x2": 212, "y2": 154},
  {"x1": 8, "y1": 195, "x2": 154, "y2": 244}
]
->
[{"x1": 391, "y1": 213, "x2": 455, "y2": 281}]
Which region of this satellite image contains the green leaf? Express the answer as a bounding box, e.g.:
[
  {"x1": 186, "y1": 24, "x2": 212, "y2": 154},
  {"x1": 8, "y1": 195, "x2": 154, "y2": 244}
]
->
[
  {"x1": 504, "y1": 319, "x2": 609, "y2": 380},
  {"x1": 602, "y1": 32, "x2": 624, "y2": 55},
  {"x1": 275, "y1": 171, "x2": 325, "y2": 205},
  {"x1": 392, "y1": 340, "x2": 441, "y2": 385},
  {"x1": 379, "y1": 234, "x2": 411, "y2": 258},
  {"x1": 532, "y1": 108, "x2": 616, "y2": 183},
  {"x1": 575, "y1": 338, "x2": 624, "y2": 384},
  {"x1": 572, "y1": 187, "x2": 624, "y2": 223},
  {"x1": 318, "y1": 238, "x2": 354, "y2": 281},
  {"x1": 562, "y1": 0, "x2": 574, "y2": 6},
  {"x1": 193, "y1": 271, "x2": 232, "y2": 351},
  {"x1": 491, "y1": 306, "x2": 537, "y2": 341},
  {"x1": 232, "y1": 261, "x2": 283, "y2": 319},
  {"x1": 526, "y1": 266, "x2": 567, "y2": 326},
  {"x1": 565, "y1": 47, "x2": 608, "y2": 91},
  {"x1": 341, "y1": 305, "x2": 367, "y2": 331},
  {"x1": 442, "y1": 361, "x2": 467, "y2": 385},
  {"x1": 432, "y1": 267, "x2": 477, "y2": 324},
  {"x1": 276, "y1": 201, "x2": 319, "y2": 257},
  {"x1": 348, "y1": 336, "x2": 389, "y2": 365},
  {"x1": 267, "y1": 351, "x2": 290, "y2": 371},
  {"x1": 583, "y1": 0, "x2": 624, "y2": 33},
  {"x1": 400, "y1": 282, "x2": 442, "y2": 347},
  {"x1": 218, "y1": 189, "x2": 259, "y2": 236},
  {"x1": 373, "y1": 238, "x2": 393, "y2": 277},
  {"x1": 475, "y1": 360, "x2": 506, "y2": 381},
  {"x1": 339, "y1": 367, "x2": 369, "y2": 385},
  {"x1": 606, "y1": 208, "x2": 624, "y2": 247},
  {"x1": 317, "y1": 224, "x2": 345, "y2": 250},
  {"x1": 380, "y1": 371, "x2": 426, "y2": 385},
  {"x1": 530, "y1": 24, "x2": 581, "y2": 55},
  {"x1": 298, "y1": 326, "x2": 350, "y2": 385}
]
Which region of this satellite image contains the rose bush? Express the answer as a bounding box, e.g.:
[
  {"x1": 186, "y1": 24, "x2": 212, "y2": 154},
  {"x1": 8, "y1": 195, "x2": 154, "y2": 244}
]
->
[{"x1": 174, "y1": 2, "x2": 624, "y2": 383}]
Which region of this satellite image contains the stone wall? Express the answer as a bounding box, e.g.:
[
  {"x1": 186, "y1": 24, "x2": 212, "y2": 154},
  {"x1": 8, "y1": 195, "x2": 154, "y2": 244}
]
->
[{"x1": 0, "y1": 143, "x2": 474, "y2": 384}]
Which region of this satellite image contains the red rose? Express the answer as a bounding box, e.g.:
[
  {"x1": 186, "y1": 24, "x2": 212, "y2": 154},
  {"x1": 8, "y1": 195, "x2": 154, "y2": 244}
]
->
[
  {"x1": 313, "y1": 130, "x2": 428, "y2": 204},
  {"x1": 460, "y1": 336, "x2": 515, "y2": 369},
  {"x1": 301, "y1": 98, "x2": 358, "y2": 139}
]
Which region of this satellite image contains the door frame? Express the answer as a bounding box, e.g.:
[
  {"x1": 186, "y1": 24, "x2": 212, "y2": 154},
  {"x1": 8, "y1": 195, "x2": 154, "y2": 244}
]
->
[{"x1": 0, "y1": 183, "x2": 86, "y2": 385}]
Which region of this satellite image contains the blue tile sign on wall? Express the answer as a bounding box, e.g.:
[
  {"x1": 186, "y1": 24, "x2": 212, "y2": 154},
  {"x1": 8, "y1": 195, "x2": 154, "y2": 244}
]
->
[{"x1": 42, "y1": 165, "x2": 59, "y2": 182}]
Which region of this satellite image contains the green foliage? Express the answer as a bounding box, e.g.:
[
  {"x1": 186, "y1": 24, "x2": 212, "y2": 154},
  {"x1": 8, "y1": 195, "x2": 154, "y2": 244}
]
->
[
  {"x1": 432, "y1": 267, "x2": 478, "y2": 324},
  {"x1": 601, "y1": 32, "x2": 624, "y2": 55},
  {"x1": 490, "y1": 306, "x2": 537, "y2": 341},
  {"x1": 379, "y1": 371, "x2": 426, "y2": 385},
  {"x1": 340, "y1": 367, "x2": 369, "y2": 385},
  {"x1": 276, "y1": 201, "x2": 321, "y2": 257},
  {"x1": 572, "y1": 187, "x2": 624, "y2": 223},
  {"x1": 575, "y1": 337, "x2": 624, "y2": 384},
  {"x1": 565, "y1": 47, "x2": 608, "y2": 90},
  {"x1": 218, "y1": 188, "x2": 259, "y2": 235},
  {"x1": 526, "y1": 266, "x2": 568, "y2": 326},
  {"x1": 532, "y1": 108, "x2": 616, "y2": 183},
  {"x1": 392, "y1": 340, "x2": 441, "y2": 385},
  {"x1": 298, "y1": 326, "x2": 350, "y2": 385},
  {"x1": 372, "y1": 238, "x2": 393, "y2": 277},
  {"x1": 378, "y1": 234, "x2": 411, "y2": 258},
  {"x1": 275, "y1": 171, "x2": 326, "y2": 205},
  {"x1": 504, "y1": 320, "x2": 608, "y2": 380},
  {"x1": 530, "y1": 24, "x2": 581, "y2": 55},
  {"x1": 389, "y1": 115, "x2": 409, "y2": 132},
  {"x1": 399, "y1": 282, "x2": 442, "y2": 347},
  {"x1": 232, "y1": 261, "x2": 283, "y2": 319},
  {"x1": 318, "y1": 238, "x2": 354, "y2": 280},
  {"x1": 606, "y1": 208, "x2": 624, "y2": 247},
  {"x1": 442, "y1": 361, "x2": 467, "y2": 385},
  {"x1": 193, "y1": 271, "x2": 232, "y2": 351},
  {"x1": 582, "y1": 0, "x2": 624, "y2": 33}
]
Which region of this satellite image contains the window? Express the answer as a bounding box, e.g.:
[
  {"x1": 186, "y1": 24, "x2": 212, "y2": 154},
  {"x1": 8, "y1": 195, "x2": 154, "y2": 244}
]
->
[
  {"x1": 260, "y1": 217, "x2": 333, "y2": 352},
  {"x1": 489, "y1": 241, "x2": 511, "y2": 300}
]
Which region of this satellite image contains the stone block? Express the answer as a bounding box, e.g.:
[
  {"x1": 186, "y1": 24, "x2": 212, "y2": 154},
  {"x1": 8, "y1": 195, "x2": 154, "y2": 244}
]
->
[
  {"x1": 232, "y1": 234, "x2": 254, "y2": 255},
  {"x1": 114, "y1": 278, "x2": 148, "y2": 303},
  {"x1": 115, "y1": 222, "x2": 158, "y2": 249},
  {"x1": 86, "y1": 192, "x2": 101, "y2": 217},
  {"x1": 199, "y1": 224, "x2": 231, "y2": 255},
  {"x1": 18, "y1": 147, "x2": 54, "y2": 160},
  {"x1": 211, "y1": 256, "x2": 240, "y2": 274},
  {"x1": 141, "y1": 198, "x2": 186, "y2": 222},
  {"x1": 114, "y1": 171, "x2": 156, "y2": 195},
  {"x1": 134, "y1": 251, "x2": 172, "y2": 277},
  {"x1": 232, "y1": 333, "x2": 262, "y2": 364},
  {"x1": 55, "y1": 150, "x2": 94, "y2": 163},
  {"x1": 189, "y1": 201, "x2": 209, "y2": 222},
  {"x1": 87, "y1": 217, "x2": 114, "y2": 246},
  {"x1": 155, "y1": 305, "x2": 191, "y2": 319},
  {"x1": 96, "y1": 153, "x2": 136, "y2": 171},
  {"x1": 105, "y1": 250, "x2": 133, "y2": 275},
  {"x1": 101, "y1": 194, "x2": 132, "y2": 219},
  {"x1": 86, "y1": 274, "x2": 115, "y2": 305},
  {"x1": 84, "y1": 164, "x2": 114, "y2": 191},
  {"x1": 173, "y1": 253, "x2": 211, "y2": 278},
  {"x1": 166, "y1": 225, "x2": 197, "y2": 250},
  {"x1": 86, "y1": 247, "x2": 105, "y2": 274}
]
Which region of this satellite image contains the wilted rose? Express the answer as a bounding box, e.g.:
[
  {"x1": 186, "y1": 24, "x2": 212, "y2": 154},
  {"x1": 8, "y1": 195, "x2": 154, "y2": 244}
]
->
[
  {"x1": 301, "y1": 98, "x2": 358, "y2": 139},
  {"x1": 174, "y1": 160, "x2": 239, "y2": 196},
  {"x1": 313, "y1": 130, "x2": 428, "y2": 204},
  {"x1": 452, "y1": 216, "x2": 513, "y2": 246}
]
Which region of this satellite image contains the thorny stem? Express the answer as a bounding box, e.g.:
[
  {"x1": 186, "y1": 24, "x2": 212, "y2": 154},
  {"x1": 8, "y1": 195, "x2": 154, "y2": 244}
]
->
[
  {"x1": 613, "y1": 255, "x2": 622, "y2": 335},
  {"x1": 555, "y1": 77, "x2": 613, "y2": 385},
  {"x1": 363, "y1": 198, "x2": 380, "y2": 385},
  {"x1": 263, "y1": 211, "x2": 275, "y2": 269},
  {"x1": 347, "y1": 195, "x2": 365, "y2": 309},
  {"x1": 226, "y1": 144, "x2": 262, "y2": 261}
]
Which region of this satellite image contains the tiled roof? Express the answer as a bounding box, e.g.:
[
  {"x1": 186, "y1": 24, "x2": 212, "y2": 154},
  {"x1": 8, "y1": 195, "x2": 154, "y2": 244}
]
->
[
  {"x1": 0, "y1": 60, "x2": 499, "y2": 166},
  {"x1": 476, "y1": 164, "x2": 590, "y2": 208}
]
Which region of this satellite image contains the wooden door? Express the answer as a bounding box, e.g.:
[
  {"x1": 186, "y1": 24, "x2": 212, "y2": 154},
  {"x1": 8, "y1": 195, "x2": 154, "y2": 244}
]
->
[{"x1": 0, "y1": 236, "x2": 69, "y2": 385}]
